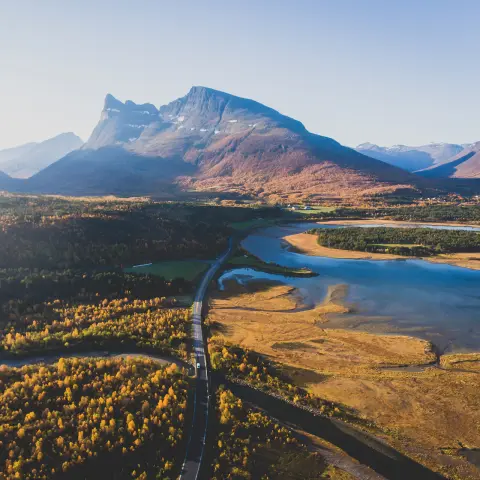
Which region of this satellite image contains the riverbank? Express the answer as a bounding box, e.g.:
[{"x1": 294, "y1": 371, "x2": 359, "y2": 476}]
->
[
  {"x1": 285, "y1": 230, "x2": 480, "y2": 271},
  {"x1": 207, "y1": 282, "x2": 480, "y2": 479}
]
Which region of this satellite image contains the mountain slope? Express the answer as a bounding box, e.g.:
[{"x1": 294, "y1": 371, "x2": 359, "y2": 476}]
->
[
  {"x1": 416, "y1": 142, "x2": 480, "y2": 178},
  {"x1": 0, "y1": 171, "x2": 18, "y2": 191},
  {"x1": 356, "y1": 142, "x2": 464, "y2": 172},
  {"x1": 0, "y1": 143, "x2": 37, "y2": 166},
  {"x1": 25, "y1": 87, "x2": 423, "y2": 199},
  {"x1": 0, "y1": 133, "x2": 83, "y2": 178}
]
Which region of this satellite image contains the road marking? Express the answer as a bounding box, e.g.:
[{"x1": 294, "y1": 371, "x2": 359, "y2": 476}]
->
[{"x1": 179, "y1": 241, "x2": 232, "y2": 479}]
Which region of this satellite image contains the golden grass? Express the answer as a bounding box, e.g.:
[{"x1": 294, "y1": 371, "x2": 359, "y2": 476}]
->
[{"x1": 208, "y1": 283, "x2": 480, "y2": 479}]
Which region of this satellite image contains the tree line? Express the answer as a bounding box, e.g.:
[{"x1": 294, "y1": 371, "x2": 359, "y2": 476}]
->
[{"x1": 311, "y1": 226, "x2": 480, "y2": 256}]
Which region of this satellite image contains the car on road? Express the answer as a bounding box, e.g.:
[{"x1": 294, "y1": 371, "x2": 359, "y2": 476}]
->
[{"x1": 197, "y1": 362, "x2": 201, "y2": 369}]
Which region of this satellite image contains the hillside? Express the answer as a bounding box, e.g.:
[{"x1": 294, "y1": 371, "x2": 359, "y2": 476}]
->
[
  {"x1": 21, "y1": 88, "x2": 425, "y2": 200},
  {"x1": 0, "y1": 171, "x2": 17, "y2": 191},
  {"x1": 417, "y1": 142, "x2": 480, "y2": 179},
  {"x1": 0, "y1": 133, "x2": 83, "y2": 178},
  {"x1": 0, "y1": 142, "x2": 37, "y2": 165},
  {"x1": 356, "y1": 142, "x2": 465, "y2": 172}
]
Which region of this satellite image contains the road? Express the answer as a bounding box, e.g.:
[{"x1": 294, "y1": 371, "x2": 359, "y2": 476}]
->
[
  {"x1": 0, "y1": 351, "x2": 188, "y2": 369},
  {"x1": 180, "y1": 240, "x2": 232, "y2": 480}
]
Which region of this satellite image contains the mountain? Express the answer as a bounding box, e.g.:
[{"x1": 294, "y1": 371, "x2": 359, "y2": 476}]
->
[
  {"x1": 416, "y1": 142, "x2": 480, "y2": 178},
  {"x1": 0, "y1": 133, "x2": 83, "y2": 178},
  {"x1": 25, "y1": 87, "x2": 425, "y2": 200},
  {"x1": 0, "y1": 171, "x2": 17, "y2": 191},
  {"x1": 356, "y1": 142, "x2": 465, "y2": 172},
  {"x1": 0, "y1": 143, "x2": 37, "y2": 166}
]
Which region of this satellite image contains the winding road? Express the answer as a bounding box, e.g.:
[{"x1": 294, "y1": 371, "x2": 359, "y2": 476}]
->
[{"x1": 180, "y1": 239, "x2": 232, "y2": 480}]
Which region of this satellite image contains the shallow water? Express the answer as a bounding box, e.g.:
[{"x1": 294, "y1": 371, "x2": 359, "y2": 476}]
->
[{"x1": 219, "y1": 223, "x2": 480, "y2": 352}]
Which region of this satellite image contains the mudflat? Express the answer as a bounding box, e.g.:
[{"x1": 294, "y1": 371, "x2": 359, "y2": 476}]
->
[{"x1": 208, "y1": 282, "x2": 480, "y2": 479}]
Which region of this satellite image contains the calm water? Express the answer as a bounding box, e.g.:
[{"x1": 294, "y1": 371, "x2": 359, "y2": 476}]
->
[{"x1": 219, "y1": 223, "x2": 480, "y2": 352}]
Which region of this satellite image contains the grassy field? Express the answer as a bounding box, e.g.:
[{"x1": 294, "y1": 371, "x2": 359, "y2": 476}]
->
[
  {"x1": 292, "y1": 206, "x2": 337, "y2": 216},
  {"x1": 207, "y1": 282, "x2": 480, "y2": 480},
  {"x1": 125, "y1": 260, "x2": 210, "y2": 281}
]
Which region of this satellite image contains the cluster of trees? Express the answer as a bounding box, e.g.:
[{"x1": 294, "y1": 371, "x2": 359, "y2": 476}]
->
[
  {"x1": 1, "y1": 296, "x2": 191, "y2": 357},
  {"x1": 208, "y1": 337, "x2": 350, "y2": 419},
  {"x1": 0, "y1": 205, "x2": 228, "y2": 270},
  {"x1": 0, "y1": 269, "x2": 193, "y2": 308},
  {"x1": 294, "y1": 204, "x2": 480, "y2": 224},
  {"x1": 211, "y1": 387, "x2": 325, "y2": 479},
  {"x1": 379, "y1": 205, "x2": 480, "y2": 223},
  {"x1": 312, "y1": 226, "x2": 480, "y2": 256},
  {"x1": 0, "y1": 357, "x2": 188, "y2": 479}
]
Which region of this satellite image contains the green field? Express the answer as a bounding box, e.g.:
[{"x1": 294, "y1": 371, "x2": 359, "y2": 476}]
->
[
  {"x1": 292, "y1": 206, "x2": 337, "y2": 215},
  {"x1": 125, "y1": 260, "x2": 210, "y2": 281}
]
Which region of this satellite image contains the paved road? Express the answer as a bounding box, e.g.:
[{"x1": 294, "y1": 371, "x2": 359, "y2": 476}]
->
[{"x1": 180, "y1": 240, "x2": 232, "y2": 480}]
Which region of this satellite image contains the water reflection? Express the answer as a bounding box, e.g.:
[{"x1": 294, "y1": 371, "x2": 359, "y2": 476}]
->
[{"x1": 218, "y1": 223, "x2": 480, "y2": 352}]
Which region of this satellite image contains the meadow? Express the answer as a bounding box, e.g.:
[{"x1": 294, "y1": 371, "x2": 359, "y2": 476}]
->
[{"x1": 207, "y1": 281, "x2": 480, "y2": 479}]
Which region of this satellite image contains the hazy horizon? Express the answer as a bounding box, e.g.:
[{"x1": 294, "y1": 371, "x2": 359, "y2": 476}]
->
[{"x1": 1, "y1": 0, "x2": 480, "y2": 150}]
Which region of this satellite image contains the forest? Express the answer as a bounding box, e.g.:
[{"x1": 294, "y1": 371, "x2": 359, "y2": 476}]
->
[
  {"x1": 311, "y1": 226, "x2": 480, "y2": 256},
  {"x1": 0, "y1": 195, "x2": 286, "y2": 358},
  {"x1": 0, "y1": 357, "x2": 188, "y2": 479},
  {"x1": 299, "y1": 204, "x2": 480, "y2": 224},
  {"x1": 379, "y1": 204, "x2": 480, "y2": 223},
  {"x1": 1, "y1": 295, "x2": 191, "y2": 357},
  {"x1": 0, "y1": 197, "x2": 231, "y2": 270}
]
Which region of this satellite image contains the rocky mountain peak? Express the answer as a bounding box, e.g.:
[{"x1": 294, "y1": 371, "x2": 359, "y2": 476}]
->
[{"x1": 157, "y1": 86, "x2": 306, "y2": 134}]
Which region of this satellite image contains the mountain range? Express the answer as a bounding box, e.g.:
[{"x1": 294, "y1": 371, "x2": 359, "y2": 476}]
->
[
  {"x1": 0, "y1": 87, "x2": 478, "y2": 200},
  {"x1": 416, "y1": 142, "x2": 480, "y2": 179},
  {"x1": 355, "y1": 142, "x2": 469, "y2": 172},
  {"x1": 0, "y1": 133, "x2": 83, "y2": 178},
  {"x1": 1, "y1": 87, "x2": 424, "y2": 200}
]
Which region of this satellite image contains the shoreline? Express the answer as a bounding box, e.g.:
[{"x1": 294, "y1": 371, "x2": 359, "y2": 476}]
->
[{"x1": 284, "y1": 224, "x2": 480, "y2": 271}]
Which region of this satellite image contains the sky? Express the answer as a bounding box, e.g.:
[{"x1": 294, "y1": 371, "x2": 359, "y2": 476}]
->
[{"x1": 1, "y1": 0, "x2": 480, "y2": 150}]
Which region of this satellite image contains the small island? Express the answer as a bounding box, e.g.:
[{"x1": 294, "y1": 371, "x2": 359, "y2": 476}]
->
[{"x1": 309, "y1": 226, "x2": 480, "y2": 257}]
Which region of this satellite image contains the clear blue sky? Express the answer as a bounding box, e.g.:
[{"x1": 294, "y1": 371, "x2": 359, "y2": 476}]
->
[{"x1": 1, "y1": 0, "x2": 479, "y2": 149}]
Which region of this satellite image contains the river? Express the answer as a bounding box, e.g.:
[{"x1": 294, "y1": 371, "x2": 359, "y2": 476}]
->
[{"x1": 219, "y1": 223, "x2": 480, "y2": 352}]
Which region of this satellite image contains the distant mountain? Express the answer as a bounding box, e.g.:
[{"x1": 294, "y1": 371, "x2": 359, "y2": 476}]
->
[
  {"x1": 22, "y1": 87, "x2": 425, "y2": 199},
  {"x1": 0, "y1": 143, "x2": 37, "y2": 165},
  {"x1": 0, "y1": 133, "x2": 83, "y2": 178},
  {"x1": 417, "y1": 141, "x2": 480, "y2": 178},
  {"x1": 356, "y1": 142, "x2": 465, "y2": 172},
  {"x1": 0, "y1": 171, "x2": 17, "y2": 191}
]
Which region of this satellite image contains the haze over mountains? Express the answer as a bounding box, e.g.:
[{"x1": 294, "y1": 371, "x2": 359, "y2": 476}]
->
[
  {"x1": 0, "y1": 133, "x2": 83, "y2": 178},
  {"x1": 355, "y1": 142, "x2": 469, "y2": 172},
  {"x1": 417, "y1": 141, "x2": 480, "y2": 179},
  {"x1": 0, "y1": 87, "x2": 479, "y2": 199},
  {"x1": 1, "y1": 87, "x2": 422, "y2": 200}
]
